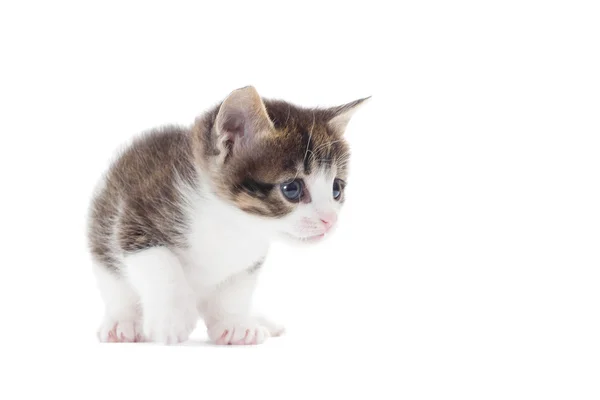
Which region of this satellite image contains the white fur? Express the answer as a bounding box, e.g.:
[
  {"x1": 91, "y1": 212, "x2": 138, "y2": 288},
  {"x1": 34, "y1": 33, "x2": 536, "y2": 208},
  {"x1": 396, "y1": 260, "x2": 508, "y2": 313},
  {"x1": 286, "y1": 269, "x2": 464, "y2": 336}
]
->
[
  {"x1": 125, "y1": 247, "x2": 199, "y2": 344},
  {"x1": 93, "y1": 262, "x2": 141, "y2": 342},
  {"x1": 94, "y1": 167, "x2": 342, "y2": 345}
]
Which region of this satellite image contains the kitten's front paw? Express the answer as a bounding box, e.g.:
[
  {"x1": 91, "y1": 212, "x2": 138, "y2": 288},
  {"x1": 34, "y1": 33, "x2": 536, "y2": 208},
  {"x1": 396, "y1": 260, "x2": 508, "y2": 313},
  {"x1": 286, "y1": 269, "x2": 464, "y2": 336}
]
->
[
  {"x1": 143, "y1": 297, "x2": 198, "y2": 344},
  {"x1": 207, "y1": 318, "x2": 271, "y2": 345}
]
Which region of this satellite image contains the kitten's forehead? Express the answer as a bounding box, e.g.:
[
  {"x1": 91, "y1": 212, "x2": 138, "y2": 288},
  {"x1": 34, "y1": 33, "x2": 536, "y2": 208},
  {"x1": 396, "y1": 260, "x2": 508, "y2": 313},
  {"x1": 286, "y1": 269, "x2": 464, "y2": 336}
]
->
[{"x1": 262, "y1": 100, "x2": 350, "y2": 178}]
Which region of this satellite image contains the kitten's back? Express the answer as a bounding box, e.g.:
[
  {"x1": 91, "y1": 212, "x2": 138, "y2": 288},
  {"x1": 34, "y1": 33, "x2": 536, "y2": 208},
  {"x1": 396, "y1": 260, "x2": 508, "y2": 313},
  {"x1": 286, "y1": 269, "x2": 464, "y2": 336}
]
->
[{"x1": 87, "y1": 126, "x2": 197, "y2": 271}]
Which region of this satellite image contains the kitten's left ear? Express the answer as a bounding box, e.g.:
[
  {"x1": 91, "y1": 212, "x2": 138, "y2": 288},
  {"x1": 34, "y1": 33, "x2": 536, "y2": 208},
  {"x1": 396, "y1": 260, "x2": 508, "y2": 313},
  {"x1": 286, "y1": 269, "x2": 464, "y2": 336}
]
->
[{"x1": 327, "y1": 96, "x2": 371, "y2": 134}]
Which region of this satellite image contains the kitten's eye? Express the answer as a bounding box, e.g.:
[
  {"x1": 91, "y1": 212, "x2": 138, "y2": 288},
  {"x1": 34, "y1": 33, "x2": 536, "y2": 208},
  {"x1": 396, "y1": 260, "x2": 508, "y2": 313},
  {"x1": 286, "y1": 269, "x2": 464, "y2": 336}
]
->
[
  {"x1": 280, "y1": 179, "x2": 303, "y2": 202},
  {"x1": 333, "y1": 179, "x2": 342, "y2": 200}
]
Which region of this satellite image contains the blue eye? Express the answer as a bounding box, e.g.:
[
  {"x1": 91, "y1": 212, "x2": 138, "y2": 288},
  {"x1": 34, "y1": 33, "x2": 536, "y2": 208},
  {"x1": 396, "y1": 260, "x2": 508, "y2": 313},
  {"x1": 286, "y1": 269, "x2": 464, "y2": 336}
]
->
[
  {"x1": 281, "y1": 180, "x2": 303, "y2": 201},
  {"x1": 333, "y1": 179, "x2": 342, "y2": 200}
]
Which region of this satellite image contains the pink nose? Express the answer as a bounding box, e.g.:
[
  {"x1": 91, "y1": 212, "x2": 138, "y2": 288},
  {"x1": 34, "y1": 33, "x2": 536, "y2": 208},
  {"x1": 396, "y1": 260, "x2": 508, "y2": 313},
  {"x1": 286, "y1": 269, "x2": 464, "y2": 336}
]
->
[{"x1": 319, "y1": 213, "x2": 337, "y2": 230}]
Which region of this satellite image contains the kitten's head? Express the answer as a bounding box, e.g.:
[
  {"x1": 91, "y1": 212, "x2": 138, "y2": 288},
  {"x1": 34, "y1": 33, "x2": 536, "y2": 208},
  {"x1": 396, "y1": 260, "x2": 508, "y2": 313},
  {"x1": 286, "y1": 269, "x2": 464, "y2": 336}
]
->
[{"x1": 195, "y1": 86, "x2": 368, "y2": 243}]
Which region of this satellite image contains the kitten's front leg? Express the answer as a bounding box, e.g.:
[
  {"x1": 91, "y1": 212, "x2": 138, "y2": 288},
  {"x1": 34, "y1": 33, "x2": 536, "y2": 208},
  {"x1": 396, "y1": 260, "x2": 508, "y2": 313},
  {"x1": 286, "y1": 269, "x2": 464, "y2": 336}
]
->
[
  {"x1": 125, "y1": 247, "x2": 198, "y2": 344},
  {"x1": 202, "y1": 268, "x2": 284, "y2": 345}
]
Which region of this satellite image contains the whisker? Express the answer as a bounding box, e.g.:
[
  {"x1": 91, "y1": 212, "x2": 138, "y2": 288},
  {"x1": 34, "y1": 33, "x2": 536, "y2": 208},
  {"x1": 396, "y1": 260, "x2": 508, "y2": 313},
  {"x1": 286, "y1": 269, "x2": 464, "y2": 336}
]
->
[{"x1": 312, "y1": 139, "x2": 344, "y2": 156}]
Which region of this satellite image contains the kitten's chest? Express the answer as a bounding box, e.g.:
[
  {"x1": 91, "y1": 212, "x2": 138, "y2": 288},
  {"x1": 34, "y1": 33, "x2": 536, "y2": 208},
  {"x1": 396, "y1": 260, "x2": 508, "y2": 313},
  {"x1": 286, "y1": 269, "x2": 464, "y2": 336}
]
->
[{"x1": 180, "y1": 198, "x2": 271, "y2": 289}]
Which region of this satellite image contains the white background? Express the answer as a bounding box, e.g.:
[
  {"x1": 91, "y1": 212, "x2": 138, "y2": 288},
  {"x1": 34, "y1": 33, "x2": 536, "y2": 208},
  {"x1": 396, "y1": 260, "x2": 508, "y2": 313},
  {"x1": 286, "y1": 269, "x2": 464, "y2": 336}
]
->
[{"x1": 1, "y1": 1, "x2": 598, "y2": 399}]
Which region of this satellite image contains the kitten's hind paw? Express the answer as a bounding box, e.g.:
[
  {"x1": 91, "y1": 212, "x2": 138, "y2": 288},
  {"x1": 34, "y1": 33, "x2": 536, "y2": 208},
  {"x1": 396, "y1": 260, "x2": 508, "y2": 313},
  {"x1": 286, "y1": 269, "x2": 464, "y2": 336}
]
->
[
  {"x1": 255, "y1": 316, "x2": 285, "y2": 337},
  {"x1": 98, "y1": 318, "x2": 143, "y2": 343}
]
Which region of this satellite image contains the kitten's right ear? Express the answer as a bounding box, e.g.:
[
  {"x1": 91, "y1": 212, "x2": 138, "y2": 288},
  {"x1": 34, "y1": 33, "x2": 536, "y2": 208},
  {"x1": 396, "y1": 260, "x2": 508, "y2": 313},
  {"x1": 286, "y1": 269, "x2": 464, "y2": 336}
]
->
[{"x1": 214, "y1": 86, "x2": 274, "y2": 158}]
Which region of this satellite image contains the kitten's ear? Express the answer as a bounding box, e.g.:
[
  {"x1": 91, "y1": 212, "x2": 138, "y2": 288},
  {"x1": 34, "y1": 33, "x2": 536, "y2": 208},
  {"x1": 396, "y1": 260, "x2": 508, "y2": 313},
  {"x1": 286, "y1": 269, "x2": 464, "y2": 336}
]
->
[
  {"x1": 215, "y1": 86, "x2": 274, "y2": 152},
  {"x1": 327, "y1": 96, "x2": 371, "y2": 134}
]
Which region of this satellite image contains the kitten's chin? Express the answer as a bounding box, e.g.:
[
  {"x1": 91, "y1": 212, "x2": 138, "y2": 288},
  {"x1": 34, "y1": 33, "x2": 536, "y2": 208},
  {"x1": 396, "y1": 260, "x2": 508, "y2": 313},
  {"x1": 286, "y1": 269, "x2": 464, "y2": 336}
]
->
[{"x1": 278, "y1": 232, "x2": 328, "y2": 246}]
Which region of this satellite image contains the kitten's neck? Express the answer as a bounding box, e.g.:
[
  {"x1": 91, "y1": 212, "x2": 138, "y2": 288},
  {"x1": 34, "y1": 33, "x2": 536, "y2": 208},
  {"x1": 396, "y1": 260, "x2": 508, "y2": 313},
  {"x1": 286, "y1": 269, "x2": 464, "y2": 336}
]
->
[{"x1": 192, "y1": 174, "x2": 276, "y2": 242}]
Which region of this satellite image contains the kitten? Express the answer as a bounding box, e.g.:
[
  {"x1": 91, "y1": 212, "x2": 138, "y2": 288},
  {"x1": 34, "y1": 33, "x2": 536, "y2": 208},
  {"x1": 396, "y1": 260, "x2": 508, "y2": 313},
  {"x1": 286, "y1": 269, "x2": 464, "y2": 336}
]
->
[{"x1": 87, "y1": 86, "x2": 368, "y2": 345}]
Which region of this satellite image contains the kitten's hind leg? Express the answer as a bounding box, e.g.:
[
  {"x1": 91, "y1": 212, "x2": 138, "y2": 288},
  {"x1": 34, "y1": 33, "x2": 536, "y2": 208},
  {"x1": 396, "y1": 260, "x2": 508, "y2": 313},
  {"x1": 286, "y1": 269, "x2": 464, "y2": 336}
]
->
[
  {"x1": 124, "y1": 247, "x2": 199, "y2": 344},
  {"x1": 93, "y1": 262, "x2": 143, "y2": 343}
]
